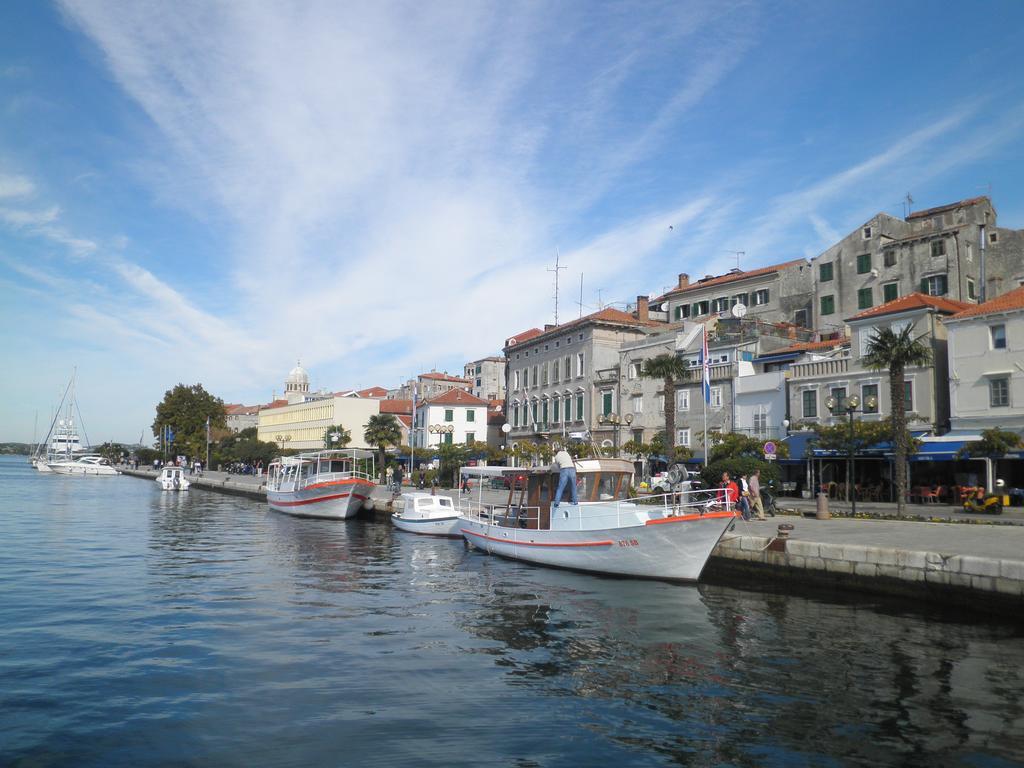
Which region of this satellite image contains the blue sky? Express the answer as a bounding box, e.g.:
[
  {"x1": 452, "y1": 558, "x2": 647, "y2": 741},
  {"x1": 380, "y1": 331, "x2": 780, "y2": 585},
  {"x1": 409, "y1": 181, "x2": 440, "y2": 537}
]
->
[{"x1": 2, "y1": 0, "x2": 1023, "y2": 444}]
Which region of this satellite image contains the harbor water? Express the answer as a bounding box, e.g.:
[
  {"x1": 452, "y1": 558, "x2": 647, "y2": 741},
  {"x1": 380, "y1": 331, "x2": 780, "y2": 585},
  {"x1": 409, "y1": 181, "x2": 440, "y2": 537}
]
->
[{"x1": 2, "y1": 456, "x2": 1022, "y2": 767}]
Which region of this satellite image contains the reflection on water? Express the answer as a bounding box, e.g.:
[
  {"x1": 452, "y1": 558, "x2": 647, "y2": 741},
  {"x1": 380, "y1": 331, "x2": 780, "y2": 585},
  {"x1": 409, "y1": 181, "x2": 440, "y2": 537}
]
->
[{"x1": 1, "y1": 456, "x2": 1022, "y2": 767}]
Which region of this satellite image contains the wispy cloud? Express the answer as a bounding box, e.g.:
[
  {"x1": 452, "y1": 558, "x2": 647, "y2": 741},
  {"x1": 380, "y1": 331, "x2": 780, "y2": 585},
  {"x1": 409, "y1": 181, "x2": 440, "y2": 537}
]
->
[{"x1": 0, "y1": 173, "x2": 35, "y2": 198}]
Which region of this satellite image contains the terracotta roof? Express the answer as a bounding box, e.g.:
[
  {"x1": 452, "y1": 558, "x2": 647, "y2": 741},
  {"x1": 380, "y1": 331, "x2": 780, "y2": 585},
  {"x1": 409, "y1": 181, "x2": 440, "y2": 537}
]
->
[
  {"x1": 507, "y1": 307, "x2": 661, "y2": 351},
  {"x1": 505, "y1": 328, "x2": 543, "y2": 346},
  {"x1": 906, "y1": 196, "x2": 989, "y2": 221},
  {"x1": 423, "y1": 389, "x2": 490, "y2": 407},
  {"x1": 225, "y1": 403, "x2": 260, "y2": 415},
  {"x1": 263, "y1": 399, "x2": 290, "y2": 410},
  {"x1": 946, "y1": 284, "x2": 1024, "y2": 321},
  {"x1": 419, "y1": 372, "x2": 471, "y2": 383},
  {"x1": 380, "y1": 399, "x2": 413, "y2": 415},
  {"x1": 395, "y1": 414, "x2": 412, "y2": 428},
  {"x1": 846, "y1": 292, "x2": 972, "y2": 322},
  {"x1": 355, "y1": 386, "x2": 388, "y2": 398},
  {"x1": 658, "y1": 259, "x2": 807, "y2": 300},
  {"x1": 770, "y1": 338, "x2": 850, "y2": 356}
]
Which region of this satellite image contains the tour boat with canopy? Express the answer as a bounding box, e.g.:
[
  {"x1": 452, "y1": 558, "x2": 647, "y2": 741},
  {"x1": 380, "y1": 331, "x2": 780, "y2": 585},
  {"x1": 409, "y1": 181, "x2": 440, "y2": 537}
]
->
[
  {"x1": 266, "y1": 449, "x2": 377, "y2": 519},
  {"x1": 458, "y1": 458, "x2": 735, "y2": 582}
]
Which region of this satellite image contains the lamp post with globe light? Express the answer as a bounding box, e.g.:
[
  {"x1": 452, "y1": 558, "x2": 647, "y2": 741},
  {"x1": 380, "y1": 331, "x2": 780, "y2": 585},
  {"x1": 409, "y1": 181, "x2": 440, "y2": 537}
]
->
[{"x1": 825, "y1": 393, "x2": 878, "y2": 516}]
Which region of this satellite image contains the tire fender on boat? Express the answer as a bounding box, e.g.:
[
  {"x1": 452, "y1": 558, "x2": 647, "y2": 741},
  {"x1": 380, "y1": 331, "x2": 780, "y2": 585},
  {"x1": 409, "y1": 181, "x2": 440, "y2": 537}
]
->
[{"x1": 362, "y1": 498, "x2": 375, "y2": 512}]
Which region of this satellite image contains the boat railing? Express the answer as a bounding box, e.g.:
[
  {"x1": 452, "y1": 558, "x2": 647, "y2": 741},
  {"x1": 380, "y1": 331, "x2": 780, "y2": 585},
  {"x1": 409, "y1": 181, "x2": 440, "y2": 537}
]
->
[
  {"x1": 459, "y1": 500, "x2": 542, "y2": 529},
  {"x1": 559, "y1": 486, "x2": 733, "y2": 530}
]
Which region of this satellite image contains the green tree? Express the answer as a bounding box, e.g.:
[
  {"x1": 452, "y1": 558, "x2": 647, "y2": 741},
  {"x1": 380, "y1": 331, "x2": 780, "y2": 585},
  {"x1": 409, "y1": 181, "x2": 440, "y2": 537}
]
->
[
  {"x1": 958, "y1": 428, "x2": 1023, "y2": 458},
  {"x1": 700, "y1": 431, "x2": 786, "y2": 490},
  {"x1": 97, "y1": 442, "x2": 128, "y2": 464},
  {"x1": 862, "y1": 325, "x2": 932, "y2": 515},
  {"x1": 437, "y1": 442, "x2": 470, "y2": 487},
  {"x1": 641, "y1": 354, "x2": 689, "y2": 458},
  {"x1": 323, "y1": 424, "x2": 351, "y2": 449},
  {"x1": 364, "y1": 414, "x2": 402, "y2": 483},
  {"x1": 152, "y1": 383, "x2": 226, "y2": 460}
]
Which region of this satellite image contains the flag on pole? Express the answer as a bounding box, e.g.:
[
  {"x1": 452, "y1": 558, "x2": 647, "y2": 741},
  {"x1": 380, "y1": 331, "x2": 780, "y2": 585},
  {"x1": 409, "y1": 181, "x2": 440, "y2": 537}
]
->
[{"x1": 701, "y1": 325, "x2": 711, "y2": 404}]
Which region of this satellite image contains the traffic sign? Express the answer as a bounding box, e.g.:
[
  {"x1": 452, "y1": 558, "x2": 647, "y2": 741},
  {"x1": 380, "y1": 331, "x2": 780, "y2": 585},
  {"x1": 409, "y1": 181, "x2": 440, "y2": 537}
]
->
[{"x1": 763, "y1": 441, "x2": 776, "y2": 455}]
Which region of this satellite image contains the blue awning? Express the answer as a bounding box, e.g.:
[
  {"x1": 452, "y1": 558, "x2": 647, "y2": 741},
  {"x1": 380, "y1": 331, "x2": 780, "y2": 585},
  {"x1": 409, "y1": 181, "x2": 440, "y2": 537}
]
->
[
  {"x1": 909, "y1": 441, "x2": 971, "y2": 461},
  {"x1": 780, "y1": 431, "x2": 815, "y2": 462}
]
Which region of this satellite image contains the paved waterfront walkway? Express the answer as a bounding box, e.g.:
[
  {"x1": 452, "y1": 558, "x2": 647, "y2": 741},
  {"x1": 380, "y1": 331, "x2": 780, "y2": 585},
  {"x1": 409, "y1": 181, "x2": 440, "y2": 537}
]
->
[{"x1": 776, "y1": 495, "x2": 1024, "y2": 525}]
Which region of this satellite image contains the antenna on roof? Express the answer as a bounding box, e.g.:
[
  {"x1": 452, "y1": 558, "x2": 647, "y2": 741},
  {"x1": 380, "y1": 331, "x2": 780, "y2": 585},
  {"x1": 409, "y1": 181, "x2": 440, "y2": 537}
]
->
[
  {"x1": 726, "y1": 251, "x2": 744, "y2": 270},
  {"x1": 547, "y1": 249, "x2": 567, "y2": 326},
  {"x1": 903, "y1": 193, "x2": 914, "y2": 218},
  {"x1": 578, "y1": 272, "x2": 584, "y2": 319}
]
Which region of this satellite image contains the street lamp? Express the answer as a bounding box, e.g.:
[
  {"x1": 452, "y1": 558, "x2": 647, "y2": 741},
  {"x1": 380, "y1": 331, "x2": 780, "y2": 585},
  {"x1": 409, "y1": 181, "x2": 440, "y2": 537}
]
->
[
  {"x1": 598, "y1": 412, "x2": 633, "y2": 457},
  {"x1": 825, "y1": 393, "x2": 878, "y2": 516}
]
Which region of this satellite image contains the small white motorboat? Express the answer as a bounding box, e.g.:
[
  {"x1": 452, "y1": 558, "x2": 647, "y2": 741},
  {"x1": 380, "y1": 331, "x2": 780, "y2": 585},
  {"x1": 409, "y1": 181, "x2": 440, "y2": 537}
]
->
[
  {"x1": 391, "y1": 492, "x2": 462, "y2": 537},
  {"x1": 48, "y1": 454, "x2": 120, "y2": 476},
  {"x1": 156, "y1": 466, "x2": 190, "y2": 491}
]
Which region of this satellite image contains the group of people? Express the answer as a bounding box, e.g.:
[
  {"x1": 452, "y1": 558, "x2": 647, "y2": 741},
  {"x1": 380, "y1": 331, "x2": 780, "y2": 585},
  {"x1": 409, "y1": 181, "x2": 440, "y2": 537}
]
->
[
  {"x1": 719, "y1": 469, "x2": 773, "y2": 520},
  {"x1": 386, "y1": 465, "x2": 433, "y2": 493}
]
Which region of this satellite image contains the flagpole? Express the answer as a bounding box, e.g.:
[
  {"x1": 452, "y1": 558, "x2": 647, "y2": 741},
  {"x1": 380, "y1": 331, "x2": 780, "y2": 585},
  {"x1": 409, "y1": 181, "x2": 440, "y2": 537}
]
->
[
  {"x1": 410, "y1": 383, "x2": 417, "y2": 476},
  {"x1": 702, "y1": 325, "x2": 709, "y2": 469}
]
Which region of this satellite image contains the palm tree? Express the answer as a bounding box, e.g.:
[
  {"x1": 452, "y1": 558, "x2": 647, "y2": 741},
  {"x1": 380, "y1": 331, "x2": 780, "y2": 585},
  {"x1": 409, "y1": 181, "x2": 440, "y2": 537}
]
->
[
  {"x1": 862, "y1": 325, "x2": 932, "y2": 515},
  {"x1": 363, "y1": 414, "x2": 402, "y2": 484},
  {"x1": 640, "y1": 354, "x2": 689, "y2": 460}
]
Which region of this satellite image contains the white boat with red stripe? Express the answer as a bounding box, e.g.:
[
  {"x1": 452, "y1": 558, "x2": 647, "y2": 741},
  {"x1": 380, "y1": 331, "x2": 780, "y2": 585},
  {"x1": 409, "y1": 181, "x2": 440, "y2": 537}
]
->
[
  {"x1": 459, "y1": 459, "x2": 735, "y2": 582},
  {"x1": 266, "y1": 449, "x2": 377, "y2": 519}
]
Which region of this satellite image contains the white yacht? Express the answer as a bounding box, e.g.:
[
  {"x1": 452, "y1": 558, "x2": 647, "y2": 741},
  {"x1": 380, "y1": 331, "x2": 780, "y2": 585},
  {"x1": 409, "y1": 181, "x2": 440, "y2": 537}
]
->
[
  {"x1": 392, "y1": 492, "x2": 462, "y2": 537},
  {"x1": 48, "y1": 455, "x2": 120, "y2": 476},
  {"x1": 156, "y1": 466, "x2": 190, "y2": 491}
]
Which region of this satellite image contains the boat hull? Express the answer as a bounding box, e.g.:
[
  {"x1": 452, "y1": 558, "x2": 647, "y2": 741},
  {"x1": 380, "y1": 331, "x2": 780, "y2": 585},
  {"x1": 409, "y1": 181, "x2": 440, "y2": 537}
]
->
[
  {"x1": 391, "y1": 513, "x2": 462, "y2": 537},
  {"x1": 267, "y1": 479, "x2": 375, "y2": 519},
  {"x1": 48, "y1": 463, "x2": 119, "y2": 476},
  {"x1": 459, "y1": 511, "x2": 735, "y2": 582}
]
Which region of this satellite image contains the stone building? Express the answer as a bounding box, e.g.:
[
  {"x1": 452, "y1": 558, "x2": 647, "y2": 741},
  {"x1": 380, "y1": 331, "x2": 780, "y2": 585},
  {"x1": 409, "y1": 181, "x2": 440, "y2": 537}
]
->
[
  {"x1": 656, "y1": 259, "x2": 814, "y2": 328},
  {"x1": 257, "y1": 394, "x2": 381, "y2": 450},
  {"x1": 412, "y1": 389, "x2": 489, "y2": 449},
  {"x1": 224, "y1": 404, "x2": 260, "y2": 433},
  {"x1": 463, "y1": 356, "x2": 506, "y2": 401},
  {"x1": 504, "y1": 304, "x2": 661, "y2": 453},
  {"x1": 391, "y1": 371, "x2": 473, "y2": 401},
  {"x1": 809, "y1": 196, "x2": 1024, "y2": 333}
]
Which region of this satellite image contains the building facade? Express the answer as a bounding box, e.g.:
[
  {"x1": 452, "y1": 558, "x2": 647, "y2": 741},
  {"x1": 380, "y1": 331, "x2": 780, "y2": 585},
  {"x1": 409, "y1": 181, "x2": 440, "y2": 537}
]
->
[
  {"x1": 257, "y1": 395, "x2": 381, "y2": 450},
  {"x1": 504, "y1": 305, "x2": 660, "y2": 452},
  {"x1": 412, "y1": 389, "x2": 489, "y2": 449},
  {"x1": 224, "y1": 404, "x2": 260, "y2": 433},
  {"x1": 463, "y1": 356, "x2": 506, "y2": 401},
  {"x1": 944, "y1": 285, "x2": 1024, "y2": 434}
]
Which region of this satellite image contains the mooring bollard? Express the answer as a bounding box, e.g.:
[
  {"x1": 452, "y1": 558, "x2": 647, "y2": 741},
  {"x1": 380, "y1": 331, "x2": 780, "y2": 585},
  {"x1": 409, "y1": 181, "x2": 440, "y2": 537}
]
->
[
  {"x1": 816, "y1": 492, "x2": 830, "y2": 520},
  {"x1": 777, "y1": 523, "x2": 795, "y2": 539}
]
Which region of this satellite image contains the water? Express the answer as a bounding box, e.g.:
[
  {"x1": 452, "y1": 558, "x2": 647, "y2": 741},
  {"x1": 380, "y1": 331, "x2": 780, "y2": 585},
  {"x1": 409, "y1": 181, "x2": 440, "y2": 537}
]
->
[{"x1": 1, "y1": 456, "x2": 1022, "y2": 767}]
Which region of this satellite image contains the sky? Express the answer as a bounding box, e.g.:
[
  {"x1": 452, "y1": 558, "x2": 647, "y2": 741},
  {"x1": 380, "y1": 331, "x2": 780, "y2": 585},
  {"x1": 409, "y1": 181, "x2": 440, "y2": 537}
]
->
[{"x1": 2, "y1": 0, "x2": 1024, "y2": 444}]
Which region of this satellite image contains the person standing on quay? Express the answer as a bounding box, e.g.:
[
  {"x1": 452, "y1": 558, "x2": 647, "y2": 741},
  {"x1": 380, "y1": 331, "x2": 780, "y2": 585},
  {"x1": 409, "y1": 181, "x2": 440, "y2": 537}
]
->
[
  {"x1": 394, "y1": 465, "x2": 403, "y2": 494},
  {"x1": 552, "y1": 447, "x2": 578, "y2": 508},
  {"x1": 749, "y1": 469, "x2": 767, "y2": 520},
  {"x1": 386, "y1": 466, "x2": 394, "y2": 491}
]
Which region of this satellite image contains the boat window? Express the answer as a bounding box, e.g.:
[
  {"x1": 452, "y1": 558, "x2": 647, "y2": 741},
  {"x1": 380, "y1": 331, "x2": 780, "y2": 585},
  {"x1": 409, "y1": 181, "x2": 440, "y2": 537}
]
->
[
  {"x1": 439, "y1": 498, "x2": 452, "y2": 508},
  {"x1": 596, "y1": 474, "x2": 618, "y2": 500}
]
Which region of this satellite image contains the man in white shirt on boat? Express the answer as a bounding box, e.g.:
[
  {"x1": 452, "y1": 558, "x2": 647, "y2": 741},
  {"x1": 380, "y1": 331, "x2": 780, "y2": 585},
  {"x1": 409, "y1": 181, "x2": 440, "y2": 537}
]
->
[{"x1": 552, "y1": 448, "x2": 578, "y2": 508}]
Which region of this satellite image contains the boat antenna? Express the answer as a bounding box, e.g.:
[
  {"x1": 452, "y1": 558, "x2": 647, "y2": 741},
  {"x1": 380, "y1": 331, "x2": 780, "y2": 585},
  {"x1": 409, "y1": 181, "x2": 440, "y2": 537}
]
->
[{"x1": 74, "y1": 393, "x2": 91, "y2": 451}]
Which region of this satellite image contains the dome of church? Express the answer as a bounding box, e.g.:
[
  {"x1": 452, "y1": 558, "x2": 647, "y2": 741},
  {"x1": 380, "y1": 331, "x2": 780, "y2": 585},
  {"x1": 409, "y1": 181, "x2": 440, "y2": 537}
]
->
[{"x1": 285, "y1": 360, "x2": 310, "y2": 395}]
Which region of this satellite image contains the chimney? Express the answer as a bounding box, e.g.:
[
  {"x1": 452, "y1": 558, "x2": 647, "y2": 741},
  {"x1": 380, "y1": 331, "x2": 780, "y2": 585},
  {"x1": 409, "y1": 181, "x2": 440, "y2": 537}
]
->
[
  {"x1": 636, "y1": 295, "x2": 649, "y2": 322},
  {"x1": 678, "y1": 273, "x2": 690, "y2": 289},
  {"x1": 544, "y1": 323, "x2": 555, "y2": 331}
]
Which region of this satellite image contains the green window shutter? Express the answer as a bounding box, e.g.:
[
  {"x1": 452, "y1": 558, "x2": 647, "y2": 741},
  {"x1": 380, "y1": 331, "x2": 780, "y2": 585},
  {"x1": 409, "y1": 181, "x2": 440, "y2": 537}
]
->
[
  {"x1": 858, "y1": 287, "x2": 872, "y2": 309},
  {"x1": 466, "y1": 410, "x2": 474, "y2": 422},
  {"x1": 857, "y1": 254, "x2": 871, "y2": 274},
  {"x1": 920, "y1": 278, "x2": 928, "y2": 294},
  {"x1": 883, "y1": 283, "x2": 898, "y2": 302},
  {"x1": 445, "y1": 409, "x2": 454, "y2": 422}
]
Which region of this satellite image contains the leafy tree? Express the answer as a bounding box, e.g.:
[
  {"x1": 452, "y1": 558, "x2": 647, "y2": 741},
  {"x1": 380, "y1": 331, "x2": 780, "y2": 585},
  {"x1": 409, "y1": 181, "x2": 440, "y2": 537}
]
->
[
  {"x1": 640, "y1": 354, "x2": 688, "y2": 458},
  {"x1": 437, "y1": 442, "x2": 470, "y2": 487},
  {"x1": 364, "y1": 414, "x2": 402, "y2": 483},
  {"x1": 97, "y1": 442, "x2": 129, "y2": 463},
  {"x1": 621, "y1": 439, "x2": 650, "y2": 458},
  {"x1": 700, "y1": 431, "x2": 785, "y2": 490},
  {"x1": 135, "y1": 447, "x2": 160, "y2": 465},
  {"x1": 323, "y1": 424, "x2": 351, "y2": 449},
  {"x1": 152, "y1": 383, "x2": 226, "y2": 459},
  {"x1": 862, "y1": 325, "x2": 932, "y2": 515},
  {"x1": 958, "y1": 428, "x2": 1023, "y2": 458}
]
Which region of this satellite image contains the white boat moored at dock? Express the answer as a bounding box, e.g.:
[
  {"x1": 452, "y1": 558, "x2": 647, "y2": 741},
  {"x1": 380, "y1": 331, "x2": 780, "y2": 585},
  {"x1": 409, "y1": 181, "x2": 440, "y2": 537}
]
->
[
  {"x1": 458, "y1": 459, "x2": 736, "y2": 582},
  {"x1": 392, "y1": 492, "x2": 462, "y2": 537},
  {"x1": 156, "y1": 466, "x2": 190, "y2": 491},
  {"x1": 48, "y1": 454, "x2": 120, "y2": 476},
  {"x1": 266, "y1": 449, "x2": 377, "y2": 519}
]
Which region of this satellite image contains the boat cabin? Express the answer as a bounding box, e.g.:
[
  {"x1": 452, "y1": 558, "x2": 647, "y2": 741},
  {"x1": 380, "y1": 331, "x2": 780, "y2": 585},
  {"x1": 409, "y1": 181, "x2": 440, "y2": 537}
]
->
[{"x1": 504, "y1": 458, "x2": 634, "y2": 529}]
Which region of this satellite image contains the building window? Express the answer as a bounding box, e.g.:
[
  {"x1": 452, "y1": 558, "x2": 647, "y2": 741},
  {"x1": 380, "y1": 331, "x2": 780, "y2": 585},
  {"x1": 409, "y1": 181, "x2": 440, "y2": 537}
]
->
[
  {"x1": 552, "y1": 360, "x2": 559, "y2": 383},
  {"x1": 794, "y1": 309, "x2": 808, "y2": 327},
  {"x1": 802, "y1": 390, "x2": 817, "y2": 418},
  {"x1": 564, "y1": 356, "x2": 571, "y2": 378},
  {"x1": 444, "y1": 409, "x2": 454, "y2": 422},
  {"x1": 677, "y1": 389, "x2": 690, "y2": 412},
  {"x1": 753, "y1": 411, "x2": 768, "y2": 436},
  {"x1": 657, "y1": 394, "x2": 665, "y2": 412},
  {"x1": 991, "y1": 325, "x2": 1007, "y2": 349},
  {"x1": 856, "y1": 253, "x2": 872, "y2": 274},
  {"x1": 753, "y1": 289, "x2": 769, "y2": 306},
  {"x1": 693, "y1": 300, "x2": 710, "y2": 316},
  {"x1": 677, "y1": 428, "x2": 691, "y2": 447},
  {"x1": 531, "y1": 401, "x2": 539, "y2": 424},
  {"x1": 967, "y1": 278, "x2": 976, "y2": 300},
  {"x1": 820, "y1": 295, "x2": 835, "y2": 315},
  {"x1": 522, "y1": 402, "x2": 529, "y2": 426},
  {"x1": 931, "y1": 239, "x2": 946, "y2": 257},
  {"x1": 884, "y1": 250, "x2": 897, "y2": 267},
  {"x1": 904, "y1": 381, "x2": 914, "y2": 412},
  {"x1": 990, "y1": 378, "x2": 1010, "y2": 408},
  {"x1": 883, "y1": 282, "x2": 899, "y2": 303},
  {"x1": 465, "y1": 432, "x2": 475, "y2": 443},
  {"x1": 862, "y1": 384, "x2": 879, "y2": 413},
  {"x1": 632, "y1": 395, "x2": 643, "y2": 414},
  {"x1": 466, "y1": 410, "x2": 475, "y2": 422},
  {"x1": 541, "y1": 363, "x2": 548, "y2": 386},
  {"x1": 576, "y1": 353, "x2": 584, "y2": 378},
  {"x1": 731, "y1": 293, "x2": 748, "y2": 308},
  {"x1": 513, "y1": 370, "x2": 520, "y2": 390},
  {"x1": 710, "y1": 387, "x2": 723, "y2": 408},
  {"x1": 627, "y1": 362, "x2": 640, "y2": 380},
  {"x1": 819, "y1": 262, "x2": 834, "y2": 282},
  {"x1": 989, "y1": 232, "x2": 999, "y2": 244},
  {"x1": 531, "y1": 365, "x2": 538, "y2": 387},
  {"x1": 602, "y1": 391, "x2": 613, "y2": 416},
  {"x1": 857, "y1": 287, "x2": 873, "y2": 309},
  {"x1": 564, "y1": 394, "x2": 572, "y2": 422},
  {"x1": 921, "y1": 274, "x2": 948, "y2": 296},
  {"x1": 830, "y1": 387, "x2": 847, "y2": 410},
  {"x1": 552, "y1": 398, "x2": 560, "y2": 423},
  {"x1": 512, "y1": 405, "x2": 519, "y2": 428},
  {"x1": 862, "y1": 226, "x2": 873, "y2": 239},
  {"x1": 714, "y1": 297, "x2": 729, "y2": 313},
  {"x1": 576, "y1": 393, "x2": 585, "y2": 422},
  {"x1": 541, "y1": 400, "x2": 548, "y2": 424}
]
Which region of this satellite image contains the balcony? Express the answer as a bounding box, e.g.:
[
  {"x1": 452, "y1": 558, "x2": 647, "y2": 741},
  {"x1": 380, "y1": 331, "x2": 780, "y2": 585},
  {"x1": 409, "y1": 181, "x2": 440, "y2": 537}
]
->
[
  {"x1": 681, "y1": 363, "x2": 736, "y2": 383},
  {"x1": 789, "y1": 356, "x2": 850, "y2": 379}
]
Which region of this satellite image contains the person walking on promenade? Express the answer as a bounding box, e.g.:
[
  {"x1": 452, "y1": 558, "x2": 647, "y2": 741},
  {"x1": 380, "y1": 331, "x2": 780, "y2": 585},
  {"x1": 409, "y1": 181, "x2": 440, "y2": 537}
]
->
[
  {"x1": 749, "y1": 469, "x2": 767, "y2": 520},
  {"x1": 386, "y1": 466, "x2": 394, "y2": 492},
  {"x1": 418, "y1": 469, "x2": 426, "y2": 489},
  {"x1": 394, "y1": 465, "x2": 403, "y2": 494},
  {"x1": 552, "y1": 448, "x2": 578, "y2": 508},
  {"x1": 718, "y1": 472, "x2": 739, "y2": 512},
  {"x1": 739, "y1": 473, "x2": 752, "y2": 520}
]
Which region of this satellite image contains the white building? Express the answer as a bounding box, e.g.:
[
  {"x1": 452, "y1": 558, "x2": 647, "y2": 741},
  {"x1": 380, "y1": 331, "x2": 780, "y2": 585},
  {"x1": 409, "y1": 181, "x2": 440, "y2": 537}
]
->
[
  {"x1": 412, "y1": 389, "x2": 489, "y2": 449},
  {"x1": 944, "y1": 284, "x2": 1024, "y2": 434}
]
